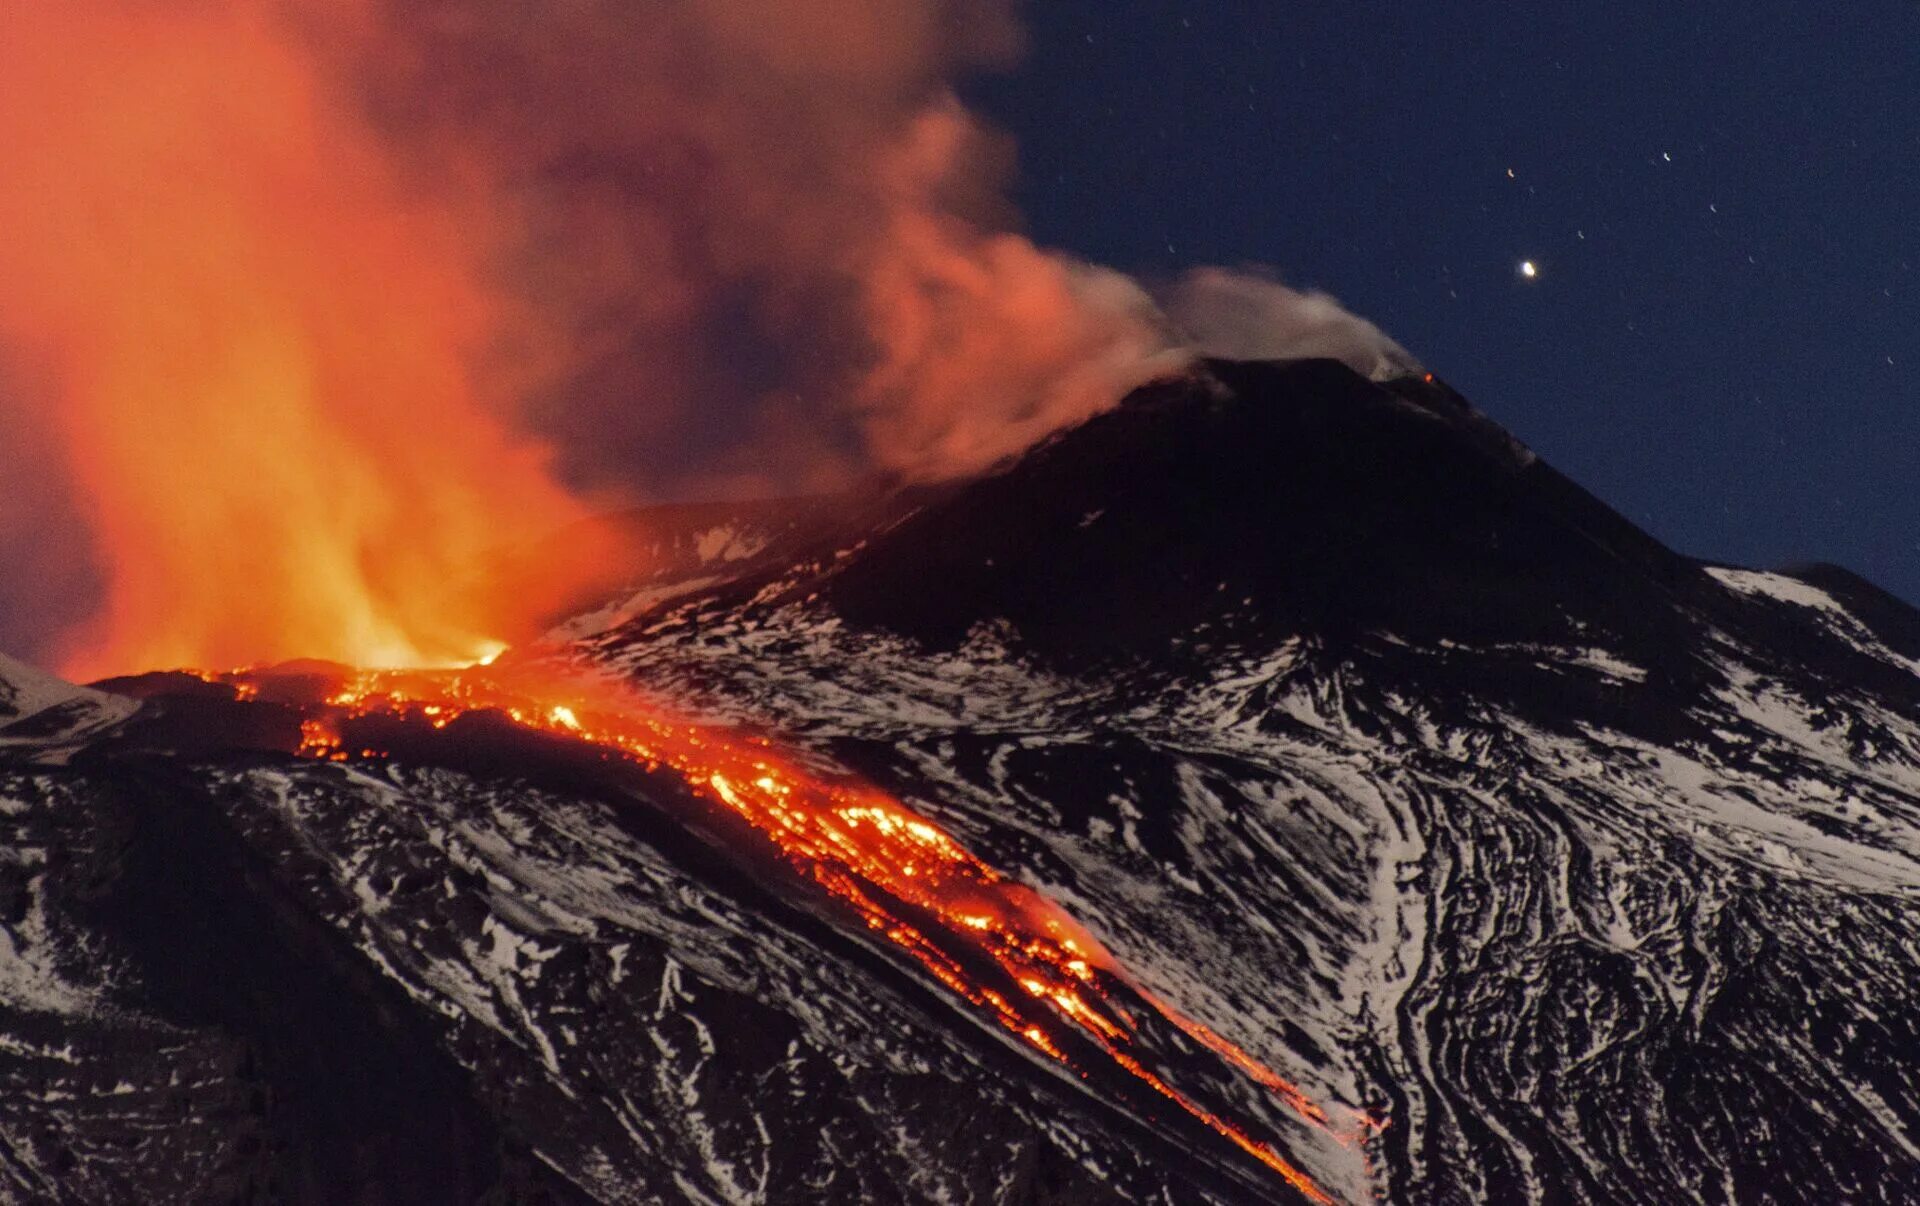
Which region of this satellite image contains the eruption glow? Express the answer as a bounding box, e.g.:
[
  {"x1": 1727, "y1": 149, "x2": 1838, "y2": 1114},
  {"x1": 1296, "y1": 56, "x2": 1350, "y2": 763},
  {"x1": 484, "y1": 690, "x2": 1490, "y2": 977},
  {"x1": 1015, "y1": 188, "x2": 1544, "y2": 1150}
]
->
[
  {"x1": 0, "y1": 2, "x2": 616, "y2": 679},
  {"x1": 0, "y1": 0, "x2": 1178, "y2": 674},
  {"x1": 236, "y1": 661, "x2": 1380, "y2": 1201},
  {"x1": 0, "y1": 1, "x2": 1416, "y2": 679},
  {"x1": 5, "y1": 3, "x2": 1406, "y2": 1198}
]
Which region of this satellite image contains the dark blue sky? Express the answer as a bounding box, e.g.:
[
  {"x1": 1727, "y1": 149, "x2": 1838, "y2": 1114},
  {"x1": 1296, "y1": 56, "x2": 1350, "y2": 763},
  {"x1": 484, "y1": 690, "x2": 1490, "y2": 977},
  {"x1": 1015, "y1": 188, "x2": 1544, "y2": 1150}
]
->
[{"x1": 975, "y1": 1, "x2": 1919, "y2": 602}]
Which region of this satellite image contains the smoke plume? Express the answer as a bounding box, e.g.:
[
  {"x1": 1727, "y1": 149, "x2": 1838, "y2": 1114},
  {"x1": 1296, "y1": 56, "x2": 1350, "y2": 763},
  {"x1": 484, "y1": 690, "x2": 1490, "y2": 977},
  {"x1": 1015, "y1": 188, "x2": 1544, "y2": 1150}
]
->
[
  {"x1": 344, "y1": 0, "x2": 1181, "y2": 489},
  {"x1": 0, "y1": 0, "x2": 1412, "y2": 675}
]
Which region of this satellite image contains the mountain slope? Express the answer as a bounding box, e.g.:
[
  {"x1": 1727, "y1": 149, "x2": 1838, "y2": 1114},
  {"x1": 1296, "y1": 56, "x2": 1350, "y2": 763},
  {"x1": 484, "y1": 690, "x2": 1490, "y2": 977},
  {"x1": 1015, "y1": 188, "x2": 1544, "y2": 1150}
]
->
[
  {"x1": 1, "y1": 358, "x2": 1917, "y2": 1203},
  {"x1": 0, "y1": 652, "x2": 136, "y2": 755},
  {"x1": 579, "y1": 359, "x2": 1920, "y2": 1202}
]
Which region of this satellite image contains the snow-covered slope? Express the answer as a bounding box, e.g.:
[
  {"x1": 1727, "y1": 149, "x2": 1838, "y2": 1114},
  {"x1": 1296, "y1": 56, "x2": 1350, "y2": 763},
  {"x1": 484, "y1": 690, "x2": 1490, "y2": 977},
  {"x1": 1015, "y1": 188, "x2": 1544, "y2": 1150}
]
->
[
  {"x1": 1, "y1": 359, "x2": 1917, "y2": 1203},
  {"x1": 571, "y1": 360, "x2": 1920, "y2": 1203},
  {"x1": 0, "y1": 653, "x2": 135, "y2": 756}
]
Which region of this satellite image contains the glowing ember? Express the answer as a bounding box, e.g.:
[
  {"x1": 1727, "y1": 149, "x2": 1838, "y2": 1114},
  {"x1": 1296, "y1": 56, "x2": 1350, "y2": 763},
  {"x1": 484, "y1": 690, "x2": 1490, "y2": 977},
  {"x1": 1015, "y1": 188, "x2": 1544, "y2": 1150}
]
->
[{"x1": 221, "y1": 661, "x2": 1379, "y2": 1200}]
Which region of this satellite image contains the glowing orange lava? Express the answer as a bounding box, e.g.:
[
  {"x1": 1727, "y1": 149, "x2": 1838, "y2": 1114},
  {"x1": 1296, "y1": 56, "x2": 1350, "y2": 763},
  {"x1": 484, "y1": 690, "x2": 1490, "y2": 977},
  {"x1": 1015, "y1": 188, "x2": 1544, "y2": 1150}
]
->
[{"x1": 226, "y1": 661, "x2": 1377, "y2": 1202}]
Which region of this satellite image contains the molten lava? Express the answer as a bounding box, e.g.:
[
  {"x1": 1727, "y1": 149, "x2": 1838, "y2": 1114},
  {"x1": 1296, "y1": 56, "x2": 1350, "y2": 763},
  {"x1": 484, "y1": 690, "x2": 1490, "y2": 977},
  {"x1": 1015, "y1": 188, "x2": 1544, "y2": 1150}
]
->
[{"x1": 226, "y1": 660, "x2": 1379, "y2": 1202}]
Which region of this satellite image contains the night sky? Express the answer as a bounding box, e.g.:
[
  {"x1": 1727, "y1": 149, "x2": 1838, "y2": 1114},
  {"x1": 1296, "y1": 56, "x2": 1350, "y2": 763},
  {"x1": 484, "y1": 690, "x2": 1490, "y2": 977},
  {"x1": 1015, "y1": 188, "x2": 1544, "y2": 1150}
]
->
[{"x1": 975, "y1": 1, "x2": 1919, "y2": 603}]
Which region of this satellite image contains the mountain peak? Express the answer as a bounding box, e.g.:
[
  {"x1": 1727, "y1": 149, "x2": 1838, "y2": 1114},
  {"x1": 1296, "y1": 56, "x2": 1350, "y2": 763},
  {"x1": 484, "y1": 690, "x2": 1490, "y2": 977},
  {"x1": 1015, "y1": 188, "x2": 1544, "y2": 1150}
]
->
[
  {"x1": 819, "y1": 356, "x2": 1699, "y2": 663},
  {"x1": 6, "y1": 360, "x2": 1920, "y2": 1205}
]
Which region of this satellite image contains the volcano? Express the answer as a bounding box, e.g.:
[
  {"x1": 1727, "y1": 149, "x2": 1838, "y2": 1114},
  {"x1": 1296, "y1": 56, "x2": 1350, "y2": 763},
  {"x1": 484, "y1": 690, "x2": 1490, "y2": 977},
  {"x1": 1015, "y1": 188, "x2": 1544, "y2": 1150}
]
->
[{"x1": 2, "y1": 359, "x2": 1918, "y2": 1204}]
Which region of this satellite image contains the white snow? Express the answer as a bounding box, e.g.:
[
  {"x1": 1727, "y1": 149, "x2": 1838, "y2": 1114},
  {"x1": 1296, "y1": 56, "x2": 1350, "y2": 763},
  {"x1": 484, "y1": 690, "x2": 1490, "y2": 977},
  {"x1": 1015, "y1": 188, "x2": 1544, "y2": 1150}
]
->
[
  {"x1": 1710, "y1": 566, "x2": 1920, "y2": 679},
  {"x1": 693, "y1": 524, "x2": 771, "y2": 565},
  {"x1": 0, "y1": 653, "x2": 138, "y2": 751}
]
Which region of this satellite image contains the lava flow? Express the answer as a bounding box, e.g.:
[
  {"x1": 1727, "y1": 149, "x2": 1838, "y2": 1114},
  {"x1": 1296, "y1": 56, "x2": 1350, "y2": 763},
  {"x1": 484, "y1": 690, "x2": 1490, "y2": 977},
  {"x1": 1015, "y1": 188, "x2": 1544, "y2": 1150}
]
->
[{"x1": 230, "y1": 660, "x2": 1376, "y2": 1202}]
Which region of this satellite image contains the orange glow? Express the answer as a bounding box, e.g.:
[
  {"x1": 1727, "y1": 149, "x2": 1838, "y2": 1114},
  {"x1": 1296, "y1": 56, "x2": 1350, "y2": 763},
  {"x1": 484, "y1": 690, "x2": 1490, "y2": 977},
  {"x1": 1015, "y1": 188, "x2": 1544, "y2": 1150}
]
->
[
  {"x1": 218, "y1": 660, "x2": 1380, "y2": 1200},
  {"x1": 0, "y1": 0, "x2": 1184, "y2": 677},
  {"x1": 852, "y1": 104, "x2": 1174, "y2": 479},
  {"x1": 0, "y1": 3, "x2": 610, "y2": 679}
]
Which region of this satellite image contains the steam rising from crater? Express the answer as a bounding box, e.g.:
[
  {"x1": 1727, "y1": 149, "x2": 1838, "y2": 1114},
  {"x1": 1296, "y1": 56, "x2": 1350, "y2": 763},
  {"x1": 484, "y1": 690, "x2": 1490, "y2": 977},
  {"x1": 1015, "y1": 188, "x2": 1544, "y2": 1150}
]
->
[{"x1": 1167, "y1": 268, "x2": 1422, "y2": 382}]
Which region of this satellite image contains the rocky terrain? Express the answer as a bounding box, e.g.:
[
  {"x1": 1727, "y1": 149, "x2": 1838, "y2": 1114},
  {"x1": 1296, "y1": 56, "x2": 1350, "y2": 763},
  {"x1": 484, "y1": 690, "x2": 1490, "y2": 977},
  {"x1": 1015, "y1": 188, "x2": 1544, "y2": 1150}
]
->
[{"x1": 3, "y1": 359, "x2": 1917, "y2": 1203}]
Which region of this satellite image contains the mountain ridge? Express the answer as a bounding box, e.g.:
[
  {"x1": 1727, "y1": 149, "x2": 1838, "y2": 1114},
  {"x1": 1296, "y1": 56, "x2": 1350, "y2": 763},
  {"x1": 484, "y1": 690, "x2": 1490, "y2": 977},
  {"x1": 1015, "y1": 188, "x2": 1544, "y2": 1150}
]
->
[{"x1": 2, "y1": 358, "x2": 1918, "y2": 1203}]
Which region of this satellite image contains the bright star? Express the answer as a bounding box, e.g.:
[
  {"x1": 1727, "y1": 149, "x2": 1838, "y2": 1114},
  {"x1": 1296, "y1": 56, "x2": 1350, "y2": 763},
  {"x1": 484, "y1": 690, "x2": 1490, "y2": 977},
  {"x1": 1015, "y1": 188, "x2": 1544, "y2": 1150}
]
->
[{"x1": 1519, "y1": 260, "x2": 1539, "y2": 280}]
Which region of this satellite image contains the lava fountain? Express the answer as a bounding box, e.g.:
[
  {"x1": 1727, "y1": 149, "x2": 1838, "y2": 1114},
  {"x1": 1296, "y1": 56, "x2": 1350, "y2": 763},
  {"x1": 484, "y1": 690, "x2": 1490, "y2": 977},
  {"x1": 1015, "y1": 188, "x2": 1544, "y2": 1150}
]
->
[{"x1": 0, "y1": 2, "x2": 614, "y2": 679}]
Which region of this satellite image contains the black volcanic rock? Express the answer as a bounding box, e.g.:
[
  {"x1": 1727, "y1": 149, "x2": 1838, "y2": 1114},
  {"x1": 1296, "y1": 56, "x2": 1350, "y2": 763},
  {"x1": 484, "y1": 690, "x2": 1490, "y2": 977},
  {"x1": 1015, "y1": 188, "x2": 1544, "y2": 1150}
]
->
[
  {"x1": 5, "y1": 359, "x2": 1920, "y2": 1204},
  {"x1": 581, "y1": 360, "x2": 1920, "y2": 1203},
  {"x1": 823, "y1": 360, "x2": 1706, "y2": 666}
]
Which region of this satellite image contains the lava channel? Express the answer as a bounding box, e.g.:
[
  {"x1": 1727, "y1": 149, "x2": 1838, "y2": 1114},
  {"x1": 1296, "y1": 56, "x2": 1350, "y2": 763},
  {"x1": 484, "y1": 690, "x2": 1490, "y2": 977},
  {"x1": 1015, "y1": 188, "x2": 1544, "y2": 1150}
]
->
[{"x1": 220, "y1": 660, "x2": 1378, "y2": 1202}]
